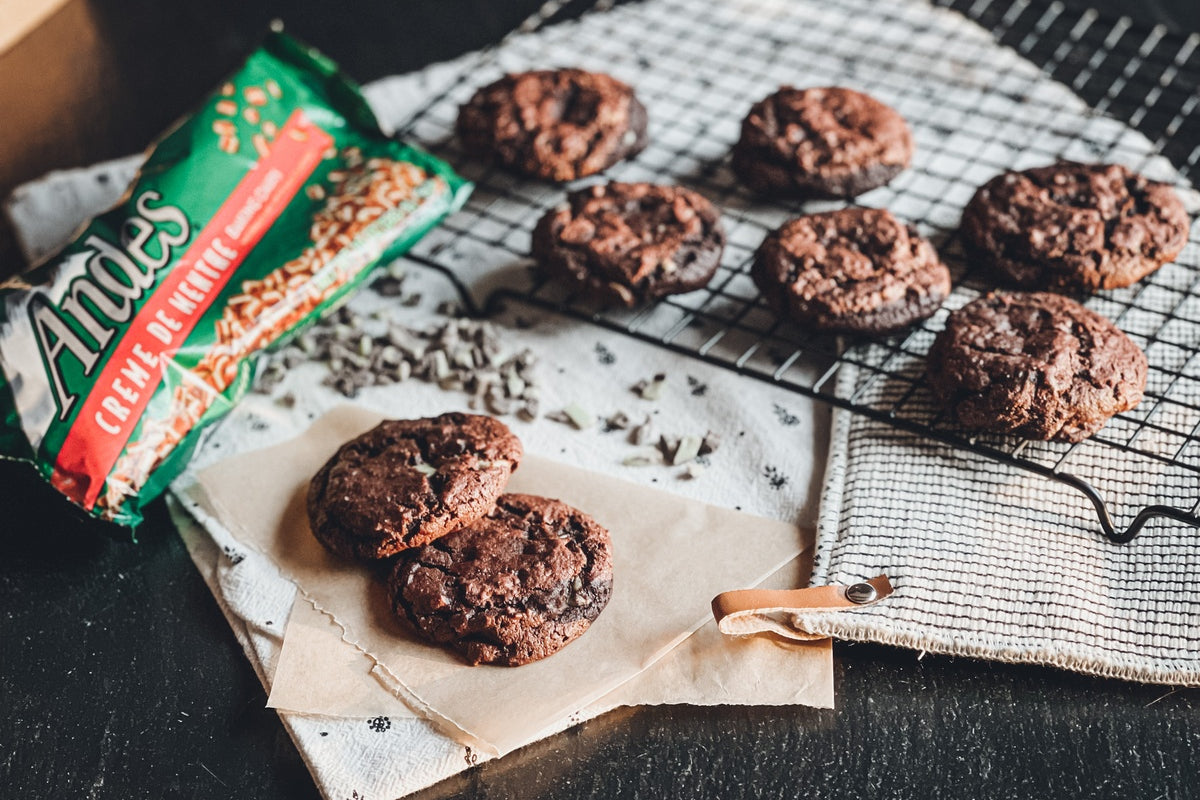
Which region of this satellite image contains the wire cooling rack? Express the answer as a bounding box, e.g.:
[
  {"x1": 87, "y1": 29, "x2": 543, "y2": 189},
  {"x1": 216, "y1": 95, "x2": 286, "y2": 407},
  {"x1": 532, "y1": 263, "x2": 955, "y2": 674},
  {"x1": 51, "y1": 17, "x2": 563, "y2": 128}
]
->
[{"x1": 395, "y1": 0, "x2": 1200, "y2": 543}]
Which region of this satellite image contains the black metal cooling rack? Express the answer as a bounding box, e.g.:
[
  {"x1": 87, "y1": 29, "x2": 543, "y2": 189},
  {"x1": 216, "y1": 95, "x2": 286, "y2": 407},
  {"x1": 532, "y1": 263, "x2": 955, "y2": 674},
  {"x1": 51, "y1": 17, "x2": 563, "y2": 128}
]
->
[{"x1": 396, "y1": 0, "x2": 1200, "y2": 543}]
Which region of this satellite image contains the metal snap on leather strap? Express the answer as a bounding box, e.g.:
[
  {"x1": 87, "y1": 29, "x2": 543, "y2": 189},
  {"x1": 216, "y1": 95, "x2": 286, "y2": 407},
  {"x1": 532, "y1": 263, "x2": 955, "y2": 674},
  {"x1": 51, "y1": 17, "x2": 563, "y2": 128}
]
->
[
  {"x1": 711, "y1": 575, "x2": 893, "y2": 638},
  {"x1": 844, "y1": 582, "x2": 878, "y2": 604}
]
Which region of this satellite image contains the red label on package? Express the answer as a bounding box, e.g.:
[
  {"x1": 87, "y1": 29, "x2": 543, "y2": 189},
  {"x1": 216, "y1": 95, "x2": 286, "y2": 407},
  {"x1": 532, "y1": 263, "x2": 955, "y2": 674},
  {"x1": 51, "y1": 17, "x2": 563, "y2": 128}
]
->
[{"x1": 50, "y1": 111, "x2": 333, "y2": 508}]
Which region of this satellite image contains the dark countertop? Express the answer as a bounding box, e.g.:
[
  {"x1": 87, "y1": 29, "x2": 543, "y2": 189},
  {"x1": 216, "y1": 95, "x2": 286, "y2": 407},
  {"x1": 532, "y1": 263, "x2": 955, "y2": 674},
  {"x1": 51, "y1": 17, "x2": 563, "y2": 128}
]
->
[{"x1": 3, "y1": 1, "x2": 1199, "y2": 798}]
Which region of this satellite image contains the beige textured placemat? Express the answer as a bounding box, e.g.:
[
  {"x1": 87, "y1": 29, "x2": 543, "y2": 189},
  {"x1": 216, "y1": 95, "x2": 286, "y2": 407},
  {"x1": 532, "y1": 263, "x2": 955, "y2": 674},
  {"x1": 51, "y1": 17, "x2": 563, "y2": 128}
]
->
[{"x1": 802, "y1": 328, "x2": 1200, "y2": 685}]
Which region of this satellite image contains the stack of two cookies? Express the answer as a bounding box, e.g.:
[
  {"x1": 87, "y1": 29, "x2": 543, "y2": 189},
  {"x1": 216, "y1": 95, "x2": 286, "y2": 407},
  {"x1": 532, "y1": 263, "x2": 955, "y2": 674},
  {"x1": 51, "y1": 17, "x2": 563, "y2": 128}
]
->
[{"x1": 306, "y1": 413, "x2": 612, "y2": 666}]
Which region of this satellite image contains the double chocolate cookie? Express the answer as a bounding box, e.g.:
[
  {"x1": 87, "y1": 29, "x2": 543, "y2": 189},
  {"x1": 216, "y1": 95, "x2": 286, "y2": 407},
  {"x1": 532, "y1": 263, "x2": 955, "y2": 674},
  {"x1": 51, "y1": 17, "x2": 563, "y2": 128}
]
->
[
  {"x1": 456, "y1": 68, "x2": 649, "y2": 182},
  {"x1": 732, "y1": 86, "x2": 913, "y2": 198},
  {"x1": 532, "y1": 181, "x2": 726, "y2": 307},
  {"x1": 307, "y1": 413, "x2": 523, "y2": 561},
  {"x1": 927, "y1": 292, "x2": 1147, "y2": 442},
  {"x1": 389, "y1": 493, "x2": 614, "y2": 666},
  {"x1": 752, "y1": 207, "x2": 950, "y2": 334},
  {"x1": 961, "y1": 161, "x2": 1190, "y2": 292}
]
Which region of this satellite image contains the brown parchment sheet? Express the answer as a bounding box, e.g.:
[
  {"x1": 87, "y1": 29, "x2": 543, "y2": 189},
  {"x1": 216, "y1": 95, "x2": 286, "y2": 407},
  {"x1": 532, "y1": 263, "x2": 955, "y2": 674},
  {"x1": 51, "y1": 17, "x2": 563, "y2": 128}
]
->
[
  {"x1": 268, "y1": 556, "x2": 832, "y2": 720},
  {"x1": 271, "y1": 596, "x2": 420, "y2": 720},
  {"x1": 194, "y1": 406, "x2": 821, "y2": 755}
]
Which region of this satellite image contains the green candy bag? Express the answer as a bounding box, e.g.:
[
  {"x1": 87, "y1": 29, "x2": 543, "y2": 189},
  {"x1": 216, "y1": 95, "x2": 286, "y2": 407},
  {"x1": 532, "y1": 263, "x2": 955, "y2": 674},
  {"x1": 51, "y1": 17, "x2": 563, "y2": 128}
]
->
[{"x1": 0, "y1": 30, "x2": 471, "y2": 529}]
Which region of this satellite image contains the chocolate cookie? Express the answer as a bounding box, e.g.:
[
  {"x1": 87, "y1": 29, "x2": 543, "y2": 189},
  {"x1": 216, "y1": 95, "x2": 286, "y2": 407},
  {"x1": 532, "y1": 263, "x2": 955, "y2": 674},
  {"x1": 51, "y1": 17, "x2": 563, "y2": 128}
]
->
[
  {"x1": 927, "y1": 292, "x2": 1147, "y2": 442},
  {"x1": 531, "y1": 181, "x2": 726, "y2": 307},
  {"x1": 389, "y1": 494, "x2": 614, "y2": 666},
  {"x1": 732, "y1": 86, "x2": 913, "y2": 198},
  {"x1": 307, "y1": 413, "x2": 522, "y2": 561},
  {"x1": 961, "y1": 161, "x2": 1190, "y2": 292},
  {"x1": 751, "y1": 207, "x2": 950, "y2": 334},
  {"x1": 456, "y1": 68, "x2": 649, "y2": 182}
]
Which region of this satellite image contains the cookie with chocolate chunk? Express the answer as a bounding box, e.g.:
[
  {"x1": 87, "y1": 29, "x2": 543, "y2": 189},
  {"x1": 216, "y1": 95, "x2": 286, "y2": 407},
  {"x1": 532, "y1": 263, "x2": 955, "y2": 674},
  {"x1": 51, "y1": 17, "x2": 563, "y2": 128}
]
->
[
  {"x1": 732, "y1": 86, "x2": 913, "y2": 198},
  {"x1": 926, "y1": 292, "x2": 1147, "y2": 442},
  {"x1": 389, "y1": 493, "x2": 614, "y2": 666},
  {"x1": 961, "y1": 161, "x2": 1190, "y2": 292},
  {"x1": 532, "y1": 181, "x2": 726, "y2": 306},
  {"x1": 307, "y1": 413, "x2": 522, "y2": 561},
  {"x1": 752, "y1": 207, "x2": 950, "y2": 334},
  {"x1": 456, "y1": 68, "x2": 648, "y2": 182}
]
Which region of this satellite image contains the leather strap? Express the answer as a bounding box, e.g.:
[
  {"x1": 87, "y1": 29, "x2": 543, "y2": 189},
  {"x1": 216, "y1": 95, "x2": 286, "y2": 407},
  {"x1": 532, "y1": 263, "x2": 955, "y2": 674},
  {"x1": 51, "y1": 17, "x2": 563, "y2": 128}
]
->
[{"x1": 711, "y1": 575, "x2": 893, "y2": 640}]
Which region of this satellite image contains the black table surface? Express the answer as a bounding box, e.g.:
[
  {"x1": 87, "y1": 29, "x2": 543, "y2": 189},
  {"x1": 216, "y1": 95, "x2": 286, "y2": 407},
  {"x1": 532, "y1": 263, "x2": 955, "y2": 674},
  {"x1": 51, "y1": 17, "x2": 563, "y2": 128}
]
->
[{"x1": 4, "y1": 1, "x2": 1200, "y2": 798}]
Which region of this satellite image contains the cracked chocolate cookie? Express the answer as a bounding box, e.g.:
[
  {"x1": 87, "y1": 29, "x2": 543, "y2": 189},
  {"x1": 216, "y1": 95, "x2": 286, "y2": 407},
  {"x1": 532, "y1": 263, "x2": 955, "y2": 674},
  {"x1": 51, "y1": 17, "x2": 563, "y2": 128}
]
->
[
  {"x1": 307, "y1": 413, "x2": 523, "y2": 561},
  {"x1": 456, "y1": 68, "x2": 649, "y2": 182},
  {"x1": 531, "y1": 181, "x2": 726, "y2": 307},
  {"x1": 732, "y1": 86, "x2": 913, "y2": 198},
  {"x1": 927, "y1": 292, "x2": 1147, "y2": 442},
  {"x1": 751, "y1": 207, "x2": 950, "y2": 334},
  {"x1": 389, "y1": 493, "x2": 614, "y2": 666},
  {"x1": 961, "y1": 161, "x2": 1190, "y2": 292}
]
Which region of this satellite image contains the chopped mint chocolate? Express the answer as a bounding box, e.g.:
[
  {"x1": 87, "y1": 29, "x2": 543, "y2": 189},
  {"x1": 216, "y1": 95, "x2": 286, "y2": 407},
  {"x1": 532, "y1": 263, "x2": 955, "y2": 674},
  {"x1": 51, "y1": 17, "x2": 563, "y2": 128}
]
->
[
  {"x1": 622, "y1": 448, "x2": 664, "y2": 467},
  {"x1": 562, "y1": 403, "x2": 595, "y2": 430},
  {"x1": 632, "y1": 372, "x2": 668, "y2": 400},
  {"x1": 672, "y1": 434, "x2": 703, "y2": 465},
  {"x1": 630, "y1": 418, "x2": 656, "y2": 446}
]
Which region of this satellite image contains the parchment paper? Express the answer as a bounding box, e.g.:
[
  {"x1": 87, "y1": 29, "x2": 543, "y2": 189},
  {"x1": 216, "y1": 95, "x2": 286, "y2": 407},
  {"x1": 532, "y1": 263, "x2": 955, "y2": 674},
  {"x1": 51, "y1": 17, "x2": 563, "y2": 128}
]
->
[
  {"x1": 268, "y1": 555, "x2": 832, "y2": 719},
  {"x1": 193, "y1": 406, "x2": 816, "y2": 755},
  {"x1": 272, "y1": 597, "x2": 420, "y2": 719}
]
